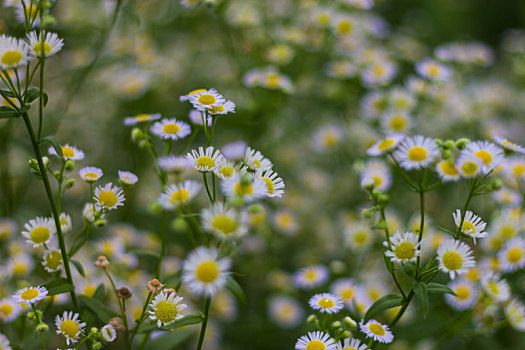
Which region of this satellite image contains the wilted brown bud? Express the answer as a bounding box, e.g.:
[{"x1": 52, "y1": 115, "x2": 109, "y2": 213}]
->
[
  {"x1": 146, "y1": 279, "x2": 164, "y2": 294},
  {"x1": 94, "y1": 256, "x2": 110, "y2": 268},
  {"x1": 163, "y1": 288, "x2": 177, "y2": 296},
  {"x1": 109, "y1": 317, "x2": 124, "y2": 330},
  {"x1": 117, "y1": 287, "x2": 132, "y2": 299}
]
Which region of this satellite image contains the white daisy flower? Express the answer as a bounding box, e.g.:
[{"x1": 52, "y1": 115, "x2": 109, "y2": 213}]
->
[
  {"x1": 123, "y1": 113, "x2": 161, "y2": 126},
  {"x1": 360, "y1": 160, "x2": 391, "y2": 191},
  {"x1": 309, "y1": 293, "x2": 344, "y2": 314},
  {"x1": 158, "y1": 180, "x2": 201, "y2": 209},
  {"x1": 179, "y1": 88, "x2": 207, "y2": 101},
  {"x1": 186, "y1": 146, "x2": 224, "y2": 172},
  {"x1": 272, "y1": 210, "x2": 299, "y2": 235},
  {"x1": 0, "y1": 218, "x2": 17, "y2": 240},
  {"x1": 505, "y1": 299, "x2": 525, "y2": 330},
  {"x1": 436, "y1": 160, "x2": 460, "y2": 182},
  {"x1": 493, "y1": 188, "x2": 522, "y2": 207},
  {"x1": 337, "y1": 338, "x2": 367, "y2": 350},
  {"x1": 464, "y1": 140, "x2": 504, "y2": 173},
  {"x1": 452, "y1": 209, "x2": 487, "y2": 242},
  {"x1": 55, "y1": 311, "x2": 86, "y2": 345},
  {"x1": 384, "y1": 231, "x2": 421, "y2": 263},
  {"x1": 0, "y1": 334, "x2": 11, "y2": 350},
  {"x1": 268, "y1": 296, "x2": 303, "y2": 329},
  {"x1": 201, "y1": 202, "x2": 247, "y2": 240},
  {"x1": 293, "y1": 265, "x2": 329, "y2": 290},
  {"x1": 118, "y1": 170, "x2": 139, "y2": 186},
  {"x1": 48, "y1": 143, "x2": 85, "y2": 161},
  {"x1": 82, "y1": 203, "x2": 104, "y2": 223},
  {"x1": 27, "y1": 31, "x2": 64, "y2": 57},
  {"x1": 158, "y1": 156, "x2": 192, "y2": 173},
  {"x1": 150, "y1": 118, "x2": 191, "y2": 140},
  {"x1": 79, "y1": 167, "x2": 103, "y2": 183},
  {"x1": 389, "y1": 88, "x2": 416, "y2": 110},
  {"x1": 481, "y1": 273, "x2": 510, "y2": 302},
  {"x1": 21, "y1": 217, "x2": 56, "y2": 248},
  {"x1": 7, "y1": 254, "x2": 34, "y2": 277},
  {"x1": 100, "y1": 324, "x2": 117, "y2": 342},
  {"x1": 188, "y1": 88, "x2": 226, "y2": 111},
  {"x1": 15, "y1": 3, "x2": 40, "y2": 26},
  {"x1": 0, "y1": 298, "x2": 21, "y2": 322},
  {"x1": 359, "y1": 319, "x2": 394, "y2": 343},
  {"x1": 493, "y1": 135, "x2": 525, "y2": 155},
  {"x1": 344, "y1": 222, "x2": 374, "y2": 250},
  {"x1": 94, "y1": 183, "x2": 125, "y2": 210},
  {"x1": 0, "y1": 36, "x2": 30, "y2": 70},
  {"x1": 221, "y1": 173, "x2": 267, "y2": 202},
  {"x1": 243, "y1": 147, "x2": 273, "y2": 172},
  {"x1": 380, "y1": 110, "x2": 413, "y2": 134},
  {"x1": 415, "y1": 58, "x2": 451, "y2": 81},
  {"x1": 148, "y1": 290, "x2": 187, "y2": 327},
  {"x1": 182, "y1": 247, "x2": 231, "y2": 296},
  {"x1": 331, "y1": 279, "x2": 358, "y2": 307},
  {"x1": 12, "y1": 286, "x2": 48, "y2": 305},
  {"x1": 437, "y1": 239, "x2": 475, "y2": 279},
  {"x1": 444, "y1": 279, "x2": 479, "y2": 310},
  {"x1": 366, "y1": 133, "x2": 405, "y2": 156},
  {"x1": 504, "y1": 157, "x2": 525, "y2": 181},
  {"x1": 255, "y1": 169, "x2": 285, "y2": 198},
  {"x1": 295, "y1": 331, "x2": 337, "y2": 350},
  {"x1": 209, "y1": 100, "x2": 236, "y2": 115},
  {"x1": 456, "y1": 153, "x2": 483, "y2": 178},
  {"x1": 393, "y1": 135, "x2": 440, "y2": 170},
  {"x1": 214, "y1": 159, "x2": 240, "y2": 180},
  {"x1": 498, "y1": 237, "x2": 525, "y2": 272},
  {"x1": 361, "y1": 60, "x2": 397, "y2": 88},
  {"x1": 42, "y1": 249, "x2": 63, "y2": 272},
  {"x1": 311, "y1": 124, "x2": 345, "y2": 152}
]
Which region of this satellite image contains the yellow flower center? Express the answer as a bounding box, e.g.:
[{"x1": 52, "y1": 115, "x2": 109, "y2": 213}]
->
[
  {"x1": 219, "y1": 167, "x2": 234, "y2": 178},
  {"x1": 234, "y1": 182, "x2": 254, "y2": 195},
  {"x1": 465, "y1": 268, "x2": 479, "y2": 281},
  {"x1": 60, "y1": 320, "x2": 80, "y2": 339},
  {"x1": 211, "y1": 215, "x2": 236, "y2": 234},
  {"x1": 462, "y1": 221, "x2": 476, "y2": 234},
  {"x1": 155, "y1": 300, "x2": 178, "y2": 324},
  {"x1": 209, "y1": 104, "x2": 225, "y2": 114},
  {"x1": 1, "y1": 51, "x2": 23, "y2": 66},
  {"x1": 318, "y1": 14, "x2": 330, "y2": 26},
  {"x1": 474, "y1": 150, "x2": 492, "y2": 165},
  {"x1": 62, "y1": 146, "x2": 75, "y2": 158},
  {"x1": 98, "y1": 191, "x2": 117, "y2": 207},
  {"x1": 442, "y1": 251, "x2": 463, "y2": 271},
  {"x1": 377, "y1": 139, "x2": 394, "y2": 151},
  {"x1": 372, "y1": 176, "x2": 382, "y2": 187},
  {"x1": 318, "y1": 298, "x2": 335, "y2": 309},
  {"x1": 394, "y1": 241, "x2": 415, "y2": 260},
  {"x1": 304, "y1": 270, "x2": 317, "y2": 281},
  {"x1": 501, "y1": 225, "x2": 516, "y2": 238},
  {"x1": 369, "y1": 323, "x2": 386, "y2": 336},
  {"x1": 390, "y1": 116, "x2": 406, "y2": 131},
  {"x1": 507, "y1": 247, "x2": 523, "y2": 263},
  {"x1": 0, "y1": 303, "x2": 13, "y2": 315},
  {"x1": 196, "y1": 156, "x2": 215, "y2": 169},
  {"x1": 337, "y1": 21, "x2": 352, "y2": 34},
  {"x1": 135, "y1": 114, "x2": 151, "y2": 121},
  {"x1": 372, "y1": 64, "x2": 385, "y2": 77},
  {"x1": 83, "y1": 285, "x2": 96, "y2": 298},
  {"x1": 83, "y1": 172, "x2": 99, "y2": 180},
  {"x1": 440, "y1": 161, "x2": 458, "y2": 176},
  {"x1": 266, "y1": 74, "x2": 281, "y2": 87},
  {"x1": 21, "y1": 289, "x2": 39, "y2": 300},
  {"x1": 45, "y1": 251, "x2": 63, "y2": 270},
  {"x1": 488, "y1": 281, "x2": 499, "y2": 295},
  {"x1": 408, "y1": 146, "x2": 427, "y2": 162},
  {"x1": 455, "y1": 286, "x2": 470, "y2": 300},
  {"x1": 262, "y1": 177, "x2": 274, "y2": 194},
  {"x1": 306, "y1": 340, "x2": 326, "y2": 350},
  {"x1": 13, "y1": 263, "x2": 27, "y2": 275},
  {"x1": 341, "y1": 288, "x2": 354, "y2": 300},
  {"x1": 324, "y1": 134, "x2": 338, "y2": 147},
  {"x1": 171, "y1": 189, "x2": 189, "y2": 203},
  {"x1": 33, "y1": 42, "x2": 52, "y2": 56},
  {"x1": 30, "y1": 226, "x2": 50, "y2": 244},
  {"x1": 163, "y1": 123, "x2": 180, "y2": 134},
  {"x1": 354, "y1": 232, "x2": 368, "y2": 244},
  {"x1": 513, "y1": 165, "x2": 525, "y2": 177},
  {"x1": 188, "y1": 88, "x2": 206, "y2": 95},
  {"x1": 461, "y1": 161, "x2": 478, "y2": 175},
  {"x1": 427, "y1": 65, "x2": 439, "y2": 76},
  {"x1": 197, "y1": 94, "x2": 216, "y2": 105},
  {"x1": 195, "y1": 261, "x2": 219, "y2": 283}
]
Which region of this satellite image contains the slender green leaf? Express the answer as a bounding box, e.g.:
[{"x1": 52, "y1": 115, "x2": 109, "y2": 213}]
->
[
  {"x1": 436, "y1": 225, "x2": 456, "y2": 236},
  {"x1": 43, "y1": 278, "x2": 74, "y2": 295},
  {"x1": 79, "y1": 295, "x2": 119, "y2": 323},
  {"x1": 226, "y1": 276, "x2": 246, "y2": 303},
  {"x1": 71, "y1": 259, "x2": 86, "y2": 277},
  {"x1": 0, "y1": 106, "x2": 19, "y2": 119},
  {"x1": 363, "y1": 293, "x2": 403, "y2": 322},
  {"x1": 25, "y1": 88, "x2": 40, "y2": 103},
  {"x1": 0, "y1": 89, "x2": 15, "y2": 98},
  {"x1": 413, "y1": 281, "x2": 429, "y2": 318},
  {"x1": 162, "y1": 314, "x2": 204, "y2": 330},
  {"x1": 40, "y1": 135, "x2": 63, "y2": 157},
  {"x1": 427, "y1": 282, "x2": 457, "y2": 296}
]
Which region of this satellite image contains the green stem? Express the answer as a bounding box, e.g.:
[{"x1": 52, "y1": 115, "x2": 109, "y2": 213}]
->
[
  {"x1": 129, "y1": 292, "x2": 153, "y2": 345},
  {"x1": 155, "y1": 211, "x2": 168, "y2": 279},
  {"x1": 37, "y1": 28, "x2": 47, "y2": 140},
  {"x1": 31, "y1": 304, "x2": 47, "y2": 350},
  {"x1": 202, "y1": 173, "x2": 213, "y2": 203},
  {"x1": 455, "y1": 179, "x2": 477, "y2": 240},
  {"x1": 103, "y1": 268, "x2": 129, "y2": 349},
  {"x1": 196, "y1": 297, "x2": 212, "y2": 350}
]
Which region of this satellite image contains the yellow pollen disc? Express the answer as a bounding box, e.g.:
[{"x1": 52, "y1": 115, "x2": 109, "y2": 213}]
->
[
  {"x1": 266, "y1": 74, "x2": 281, "y2": 87},
  {"x1": 394, "y1": 241, "x2": 415, "y2": 260},
  {"x1": 466, "y1": 268, "x2": 479, "y2": 281},
  {"x1": 196, "y1": 156, "x2": 215, "y2": 169},
  {"x1": 442, "y1": 251, "x2": 463, "y2": 271},
  {"x1": 369, "y1": 323, "x2": 386, "y2": 336},
  {"x1": 21, "y1": 289, "x2": 39, "y2": 300},
  {"x1": 507, "y1": 247, "x2": 523, "y2": 263},
  {"x1": 513, "y1": 165, "x2": 525, "y2": 177},
  {"x1": 62, "y1": 147, "x2": 75, "y2": 158},
  {"x1": 1, "y1": 51, "x2": 23, "y2": 66},
  {"x1": 354, "y1": 232, "x2": 368, "y2": 244},
  {"x1": 60, "y1": 320, "x2": 80, "y2": 338},
  {"x1": 377, "y1": 139, "x2": 394, "y2": 151},
  {"x1": 135, "y1": 114, "x2": 151, "y2": 121},
  {"x1": 170, "y1": 189, "x2": 189, "y2": 203},
  {"x1": 318, "y1": 298, "x2": 335, "y2": 309},
  {"x1": 13, "y1": 264, "x2": 27, "y2": 275},
  {"x1": 163, "y1": 123, "x2": 180, "y2": 134},
  {"x1": 45, "y1": 251, "x2": 62, "y2": 270},
  {"x1": 196, "y1": 261, "x2": 219, "y2": 283},
  {"x1": 488, "y1": 282, "x2": 499, "y2": 295},
  {"x1": 84, "y1": 173, "x2": 99, "y2": 180},
  {"x1": 98, "y1": 191, "x2": 118, "y2": 207},
  {"x1": 462, "y1": 221, "x2": 476, "y2": 234},
  {"x1": 341, "y1": 289, "x2": 354, "y2": 300},
  {"x1": 372, "y1": 176, "x2": 382, "y2": 187},
  {"x1": 390, "y1": 116, "x2": 406, "y2": 131},
  {"x1": 209, "y1": 104, "x2": 224, "y2": 113},
  {"x1": 428, "y1": 65, "x2": 439, "y2": 76},
  {"x1": 407, "y1": 146, "x2": 427, "y2": 161},
  {"x1": 28, "y1": 5, "x2": 39, "y2": 17},
  {"x1": 189, "y1": 89, "x2": 206, "y2": 95},
  {"x1": 501, "y1": 225, "x2": 516, "y2": 238},
  {"x1": 474, "y1": 150, "x2": 492, "y2": 165},
  {"x1": 155, "y1": 301, "x2": 178, "y2": 324},
  {"x1": 306, "y1": 340, "x2": 326, "y2": 350},
  {"x1": 455, "y1": 286, "x2": 470, "y2": 300},
  {"x1": 304, "y1": 270, "x2": 317, "y2": 281},
  {"x1": 219, "y1": 167, "x2": 234, "y2": 178},
  {"x1": 211, "y1": 215, "x2": 236, "y2": 234},
  {"x1": 324, "y1": 134, "x2": 338, "y2": 147},
  {"x1": 83, "y1": 285, "x2": 96, "y2": 298},
  {"x1": 33, "y1": 42, "x2": 52, "y2": 56},
  {"x1": 0, "y1": 303, "x2": 13, "y2": 315},
  {"x1": 197, "y1": 94, "x2": 216, "y2": 105},
  {"x1": 372, "y1": 65, "x2": 384, "y2": 77},
  {"x1": 234, "y1": 182, "x2": 254, "y2": 195},
  {"x1": 318, "y1": 14, "x2": 330, "y2": 26},
  {"x1": 461, "y1": 161, "x2": 478, "y2": 175},
  {"x1": 441, "y1": 161, "x2": 458, "y2": 176},
  {"x1": 344, "y1": 348, "x2": 356, "y2": 350},
  {"x1": 30, "y1": 226, "x2": 50, "y2": 244},
  {"x1": 337, "y1": 21, "x2": 352, "y2": 34},
  {"x1": 250, "y1": 159, "x2": 262, "y2": 169},
  {"x1": 262, "y1": 177, "x2": 274, "y2": 194}
]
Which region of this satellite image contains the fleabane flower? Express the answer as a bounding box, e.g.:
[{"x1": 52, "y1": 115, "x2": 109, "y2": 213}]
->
[
  {"x1": 243, "y1": 147, "x2": 273, "y2": 172},
  {"x1": 100, "y1": 324, "x2": 117, "y2": 342},
  {"x1": 48, "y1": 143, "x2": 85, "y2": 160},
  {"x1": 0, "y1": 36, "x2": 30, "y2": 70},
  {"x1": 331, "y1": 279, "x2": 358, "y2": 307},
  {"x1": 79, "y1": 167, "x2": 103, "y2": 183},
  {"x1": 42, "y1": 249, "x2": 63, "y2": 272},
  {"x1": 415, "y1": 58, "x2": 451, "y2": 81},
  {"x1": 148, "y1": 290, "x2": 187, "y2": 327},
  {"x1": 295, "y1": 331, "x2": 337, "y2": 350},
  {"x1": 158, "y1": 180, "x2": 201, "y2": 209},
  {"x1": 384, "y1": 231, "x2": 421, "y2": 263},
  {"x1": 201, "y1": 202, "x2": 247, "y2": 240},
  {"x1": 188, "y1": 88, "x2": 226, "y2": 111},
  {"x1": 437, "y1": 239, "x2": 475, "y2": 279},
  {"x1": 158, "y1": 156, "x2": 191, "y2": 173},
  {"x1": 55, "y1": 311, "x2": 86, "y2": 345},
  {"x1": 366, "y1": 134, "x2": 405, "y2": 156},
  {"x1": 444, "y1": 279, "x2": 479, "y2": 310},
  {"x1": 182, "y1": 247, "x2": 231, "y2": 296},
  {"x1": 452, "y1": 209, "x2": 487, "y2": 242},
  {"x1": 481, "y1": 273, "x2": 510, "y2": 302},
  {"x1": 0, "y1": 334, "x2": 11, "y2": 350},
  {"x1": 498, "y1": 237, "x2": 525, "y2": 272},
  {"x1": 118, "y1": 170, "x2": 139, "y2": 186},
  {"x1": 309, "y1": 293, "x2": 344, "y2": 314},
  {"x1": 213, "y1": 159, "x2": 240, "y2": 180},
  {"x1": 359, "y1": 319, "x2": 394, "y2": 343},
  {"x1": 360, "y1": 160, "x2": 391, "y2": 192},
  {"x1": 21, "y1": 217, "x2": 56, "y2": 248},
  {"x1": 436, "y1": 160, "x2": 460, "y2": 182},
  {"x1": 293, "y1": 265, "x2": 329, "y2": 289},
  {"x1": 186, "y1": 146, "x2": 224, "y2": 172},
  {"x1": 0, "y1": 298, "x2": 21, "y2": 322},
  {"x1": 150, "y1": 118, "x2": 191, "y2": 140},
  {"x1": 268, "y1": 296, "x2": 304, "y2": 329},
  {"x1": 505, "y1": 299, "x2": 525, "y2": 330},
  {"x1": 123, "y1": 113, "x2": 161, "y2": 126},
  {"x1": 94, "y1": 183, "x2": 125, "y2": 210},
  {"x1": 493, "y1": 135, "x2": 525, "y2": 155},
  {"x1": 393, "y1": 135, "x2": 440, "y2": 170},
  {"x1": 456, "y1": 153, "x2": 483, "y2": 178},
  {"x1": 209, "y1": 100, "x2": 236, "y2": 115},
  {"x1": 337, "y1": 338, "x2": 367, "y2": 350},
  {"x1": 464, "y1": 140, "x2": 504, "y2": 173},
  {"x1": 180, "y1": 88, "x2": 207, "y2": 101},
  {"x1": 27, "y1": 31, "x2": 64, "y2": 57},
  {"x1": 13, "y1": 286, "x2": 48, "y2": 305},
  {"x1": 254, "y1": 169, "x2": 285, "y2": 198}
]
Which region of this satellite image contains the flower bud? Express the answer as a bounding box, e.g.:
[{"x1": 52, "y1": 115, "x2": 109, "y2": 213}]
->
[
  {"x1": 442, "y1": 150, "x2": 452, "y2": 159},
  {"x1": 36, "y1": 322, "x2": 49, "y2": 333},
  {"x1": 117, "y1": 287, "x2": 132, "y2": 299},
  {"x1": 149, "y1": 201, "x2": 162, "y2": 214},
  {"x1": 146, "y1": 279, "x2": 165, "y2": 294},
  {"x1": 444, "y1": 140, "x2": 456, "y2": 150},
  {"x1": 378, "y1": 194, "x2": 389, "y2": 204},
  {"x1": 94, "y1": 218, "x2": 107, "y2": 228},
  {"x1": 307, "y1": 314, "x2": 317, "y2": 323},
  {"x1": 131, "y1": 128, "x2": 145, "y2": 142},
  {"x1": 92, "y1": 341, "x2": 103, "y2": 350},
  {"x1": 26, "y1": 311, "x2": 35, "y2": 320},
  {"x1": 344, "y1": 316, "x2": 357, "y2": 328},
  {"x1": 456, "y1": 138, "x2": 470, "y2": 149},
  {"x1": 65, "y1": 178, "x2": 75, "y2": 189},
  {"x1": 331, "y1": 321, "x2": 341, "y2": 328},
  {"x1": 65, "y1": 160, "x2": 75, "y2": 171},
  {"x1": 139, "y1": 140, "x2": 149, "y2": 149},
  {"x1": 171, "y1": 217, "x2": 188, "y2": 232},
  {"x1": 90, "y1": 327, "x2": 99, "y2": 335},
  {"x1": 95, "y1": 255, "x2": 110, "y2": 268},
  {"x1": 342, "y1": 330, "x2": 352, "y2": 338}
]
